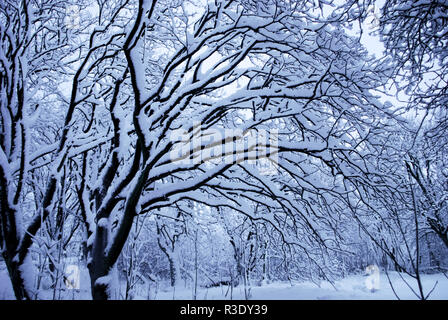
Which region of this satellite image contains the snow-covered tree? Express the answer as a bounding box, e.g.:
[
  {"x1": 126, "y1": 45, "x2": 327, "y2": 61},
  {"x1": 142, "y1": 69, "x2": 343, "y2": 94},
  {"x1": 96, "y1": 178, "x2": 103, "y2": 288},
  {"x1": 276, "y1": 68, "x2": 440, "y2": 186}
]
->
[{"x1": 4, "y1": 0, "x2": 446, "y2": 301}]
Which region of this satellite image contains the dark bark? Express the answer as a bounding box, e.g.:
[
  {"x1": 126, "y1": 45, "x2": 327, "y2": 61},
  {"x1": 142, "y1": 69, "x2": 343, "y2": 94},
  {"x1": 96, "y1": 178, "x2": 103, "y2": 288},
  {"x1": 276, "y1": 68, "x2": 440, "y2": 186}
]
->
[
  {"x1": 157, "y1": 236, "x2": 177, "y2": 287},
  {"x1": 88, "y1": 222, "x2": 110, "y2": 300},
  {"x1": 2, "y1": 253, "x2": 30, "y2": 300},
  {"x1": 0, "y1": 165, "x2": 30, "y2": 300}
]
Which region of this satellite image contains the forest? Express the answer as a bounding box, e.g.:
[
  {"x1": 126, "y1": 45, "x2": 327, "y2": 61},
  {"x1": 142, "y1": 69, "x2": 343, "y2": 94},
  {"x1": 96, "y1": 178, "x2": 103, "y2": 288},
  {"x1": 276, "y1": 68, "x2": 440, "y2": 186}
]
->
[{"x1": 0, "y1": 0, "x2": 447, "y2": 300}]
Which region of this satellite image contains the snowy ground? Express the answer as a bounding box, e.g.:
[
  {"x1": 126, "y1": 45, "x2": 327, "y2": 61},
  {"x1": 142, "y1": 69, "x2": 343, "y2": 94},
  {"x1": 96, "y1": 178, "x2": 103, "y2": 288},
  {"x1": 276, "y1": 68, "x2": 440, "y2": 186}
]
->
[
  {"x1": 146, "y1": 272, "x2": 448, "y2": 300},
  {"x1": 1, "y1": 266, "x2": 447, "y2": 300}
]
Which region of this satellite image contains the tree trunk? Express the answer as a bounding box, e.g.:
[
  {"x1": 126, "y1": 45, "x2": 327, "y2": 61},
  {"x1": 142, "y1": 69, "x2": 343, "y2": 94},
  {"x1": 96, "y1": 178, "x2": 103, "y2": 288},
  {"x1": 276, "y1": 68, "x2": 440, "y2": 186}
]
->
[
  {"x1": 88, "y1": 224, "x2": 110, "y2": 300},
  {"x1": 168, "y1": 256, "x2": 177, "y2": 287},
  {"x1": 2, "y1": 253, "x2": 30, "y2": 300},
  {"x1": 158, "y1": 240, "x2": 179, "y2": 287}
]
